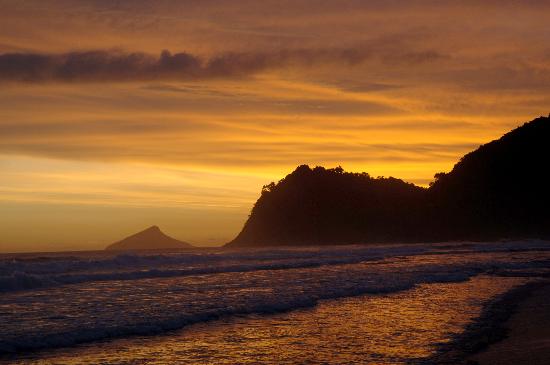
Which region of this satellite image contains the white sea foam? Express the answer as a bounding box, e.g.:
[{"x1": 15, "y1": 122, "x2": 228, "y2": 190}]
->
[
  {"x1": 0, "y1": 245, "x2": 426, "y2": 292},
  {"x1": 0, "y1": 241, "x2": 549, "y2": 355}
]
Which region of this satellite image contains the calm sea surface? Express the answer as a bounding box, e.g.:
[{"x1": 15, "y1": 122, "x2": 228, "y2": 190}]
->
[{"x1": 1, "y1": 241, "x2": 550, "y2": 364}]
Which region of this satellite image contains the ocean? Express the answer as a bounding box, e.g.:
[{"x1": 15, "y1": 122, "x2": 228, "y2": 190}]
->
[{"x1": 1, "y1": 241, "x2": 550, "y2": 364}]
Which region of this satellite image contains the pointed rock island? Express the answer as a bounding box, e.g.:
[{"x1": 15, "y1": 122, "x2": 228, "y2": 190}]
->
[{"x1": 106, "y1": 225, "x2": 193, "y2": 251}]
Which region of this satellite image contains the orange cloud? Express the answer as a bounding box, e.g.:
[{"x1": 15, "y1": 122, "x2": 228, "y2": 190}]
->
[{"x1": 1, "y1": 0, "x2": 550, "y2": 250}]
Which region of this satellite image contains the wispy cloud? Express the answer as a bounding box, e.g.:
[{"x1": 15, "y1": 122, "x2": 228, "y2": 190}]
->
[
  {"x1": 0, "y1": 47, "x2": 446, "y2": 83},
  {"x1": 2, "y1": 0, "x2": 550, "y2": 249}
]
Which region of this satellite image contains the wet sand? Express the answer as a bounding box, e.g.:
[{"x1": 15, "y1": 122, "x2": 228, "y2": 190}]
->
[{"x1": 469, "y1": 282, "x2": 550, "y2": 365}]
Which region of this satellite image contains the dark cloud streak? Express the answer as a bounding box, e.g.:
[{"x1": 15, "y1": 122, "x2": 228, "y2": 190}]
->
[{"x1": 0, "y1": 47, "x2": 445, "y2": 83}]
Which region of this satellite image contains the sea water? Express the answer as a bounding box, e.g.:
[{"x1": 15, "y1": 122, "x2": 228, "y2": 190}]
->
[{"x1": 1, "y1": 241, "x2": 550, "y2": 364}]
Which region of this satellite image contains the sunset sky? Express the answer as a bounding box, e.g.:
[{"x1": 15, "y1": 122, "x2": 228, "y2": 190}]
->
[{"x1": 1, "y1": 0, "x2": 550, "y2": 252}]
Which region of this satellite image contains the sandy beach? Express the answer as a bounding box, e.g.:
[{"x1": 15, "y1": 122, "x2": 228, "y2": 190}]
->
[{"x1": 468, "y1": 282, "x2": 550, "y2": 365}]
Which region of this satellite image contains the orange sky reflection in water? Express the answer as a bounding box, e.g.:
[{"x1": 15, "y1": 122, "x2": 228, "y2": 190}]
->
[{"x1": 10, "y1": 275, "x2": 527, "y2": 364}]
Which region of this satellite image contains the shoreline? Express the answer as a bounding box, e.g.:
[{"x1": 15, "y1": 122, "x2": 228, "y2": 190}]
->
[{"x1": 429, "y1": 279, "x2": 550, "y2": 364}]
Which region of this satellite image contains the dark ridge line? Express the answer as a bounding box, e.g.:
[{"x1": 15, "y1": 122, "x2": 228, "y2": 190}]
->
[{"x1": 228, "y1": 115, "x2": 550, "y2": 247}]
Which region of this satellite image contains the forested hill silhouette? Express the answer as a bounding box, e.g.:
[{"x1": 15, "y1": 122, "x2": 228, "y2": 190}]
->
[
  {"x1": 428, "y1": 115, "x2": 550, "y2": 240},
  {"x1": 227, "y1": 115, "x2": 550, "y2": 247},
  {"x1": 106, "y1": 225, "x2": 193, "y2": 251}
]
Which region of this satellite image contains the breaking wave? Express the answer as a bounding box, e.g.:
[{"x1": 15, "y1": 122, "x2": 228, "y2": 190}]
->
[{"x1": 1, "y1": 240, "x2": 550, "y2": 355}]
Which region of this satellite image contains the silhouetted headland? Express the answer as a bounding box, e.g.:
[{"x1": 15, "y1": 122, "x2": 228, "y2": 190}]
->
[
  {"x1": 106, "y1": 225, "x2": 193, "y2": 250},
  {"x1": 227, "y1": 115, "x2": 550, "y2": 247}
]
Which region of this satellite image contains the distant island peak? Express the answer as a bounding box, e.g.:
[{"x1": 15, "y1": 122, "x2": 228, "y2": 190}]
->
[{"x1": 106, "y1": 225, "x2": 193, "y2": 251}]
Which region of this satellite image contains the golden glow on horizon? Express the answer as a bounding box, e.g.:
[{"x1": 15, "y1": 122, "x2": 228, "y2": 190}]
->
[{"x1": 1, "y1": 1, "x2": 550, "y2": 251}]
